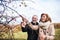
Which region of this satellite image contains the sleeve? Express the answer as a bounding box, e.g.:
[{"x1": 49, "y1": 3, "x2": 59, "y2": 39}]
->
[
  {"x1": 50, "y1": 23, "x2": 55, "y2": 36},
  {"x1": 46, "y1": 23, "x2": 55, "y2": 40},
  {"x1": 21, "y1": 24, "x2": 28, "y2": 32}
]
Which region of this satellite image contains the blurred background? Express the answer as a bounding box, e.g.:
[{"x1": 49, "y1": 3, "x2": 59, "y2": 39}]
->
[{"x1": 0, "y1": 0, "x2": 60, "y2": 40}]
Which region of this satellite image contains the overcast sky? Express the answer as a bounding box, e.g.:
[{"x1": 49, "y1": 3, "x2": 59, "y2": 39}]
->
[{"x1": 0, "y1": 0, "x2": 60, "y2": 25}]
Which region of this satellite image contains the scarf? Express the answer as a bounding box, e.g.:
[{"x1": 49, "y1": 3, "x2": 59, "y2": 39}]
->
[{"x1": 39, "y1": 21, "x2": 51, "y2": 30}]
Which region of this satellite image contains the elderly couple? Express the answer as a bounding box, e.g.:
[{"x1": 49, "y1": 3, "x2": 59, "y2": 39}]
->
[{"x1": 21, "y1": 13, "x2": 55, "y2": 40}]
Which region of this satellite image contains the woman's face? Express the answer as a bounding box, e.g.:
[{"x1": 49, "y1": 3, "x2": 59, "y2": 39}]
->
[{"x1": 41, "y1": 15, "x2": 47, "y2": 22}]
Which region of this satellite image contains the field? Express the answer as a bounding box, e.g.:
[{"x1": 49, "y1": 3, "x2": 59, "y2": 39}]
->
[
  {"x1": 13, "y1": 29, "x2": 60, "y2": 40},
  {"x1": 0, "y1": 23, "x2": 60, "y2": 40},
  {"x1": 55, "y1": 29, "x2": 60, "y2": 40}
]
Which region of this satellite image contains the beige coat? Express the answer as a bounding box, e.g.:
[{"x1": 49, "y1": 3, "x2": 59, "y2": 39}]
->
[{"x1": 39, "y1": 21, "x2": 55, "y2": 40}]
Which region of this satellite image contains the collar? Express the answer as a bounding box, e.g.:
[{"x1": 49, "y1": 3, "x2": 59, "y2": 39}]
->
[{"x1": 31, "y1": 22, "x2": 39, "y2": 25}]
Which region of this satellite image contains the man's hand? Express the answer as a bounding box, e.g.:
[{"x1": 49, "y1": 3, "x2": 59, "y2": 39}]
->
[{"x1": 21, "y1": 22, "x2": 27, "y2": 28}]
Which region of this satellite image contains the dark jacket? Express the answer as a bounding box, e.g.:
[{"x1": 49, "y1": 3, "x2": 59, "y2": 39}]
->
[{"x1": 22, "y1": 22, "x2": 39, "y2": 40}]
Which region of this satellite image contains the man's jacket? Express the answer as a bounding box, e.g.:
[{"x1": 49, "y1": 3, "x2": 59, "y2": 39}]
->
[{"x1": 22, "y1": 22, "x2": 39, "y2": 40}]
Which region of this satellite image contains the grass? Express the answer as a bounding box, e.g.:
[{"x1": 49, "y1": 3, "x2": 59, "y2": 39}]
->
[
  {"x1": 0, "y1": 28, "x2": 60, "y2": 40},
  {"x1": 13, "y1": 31, "x2": 27, "y2": 40},
  {"x1": 55, "y1": 29, "x2": 60, "y2": 40},
  {"x1": 0, "y1": 31, "x2": 27, "y2": 40}
]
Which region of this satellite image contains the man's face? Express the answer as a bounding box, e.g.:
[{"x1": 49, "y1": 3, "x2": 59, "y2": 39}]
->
[{"x1": 32, "y1": 15, "x2": 38, "y2": 22}]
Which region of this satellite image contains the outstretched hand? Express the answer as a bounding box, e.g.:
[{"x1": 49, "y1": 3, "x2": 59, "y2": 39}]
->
[{"x1": 21, "y1": 22, "x2": 27, "y2": 28}]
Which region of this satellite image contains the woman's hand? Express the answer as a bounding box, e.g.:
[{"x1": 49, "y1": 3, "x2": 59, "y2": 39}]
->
[
  {"x1": 40, "y1": 34, "x2": 46, "y2": 40},
  {"x1": 39, "y1": 28, "x2": 46, "y2": 40}
]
